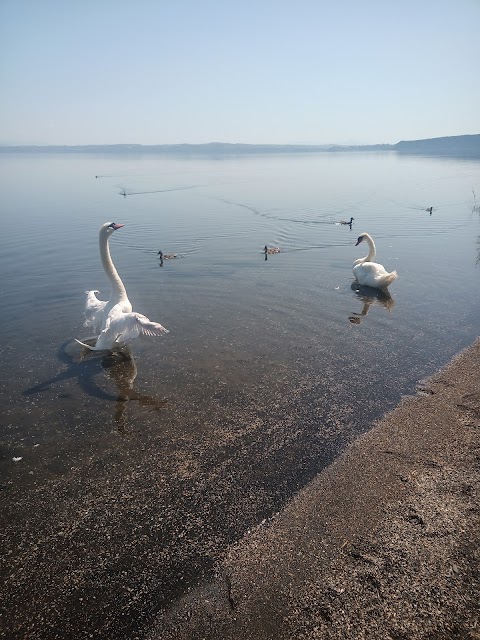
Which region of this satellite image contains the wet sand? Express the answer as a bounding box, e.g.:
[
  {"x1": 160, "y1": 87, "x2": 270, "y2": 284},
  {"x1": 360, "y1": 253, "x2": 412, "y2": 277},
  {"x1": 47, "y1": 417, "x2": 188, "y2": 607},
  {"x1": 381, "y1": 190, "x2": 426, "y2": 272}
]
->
[
  {"x1": 151, "y1": 339, "x2": 480, "y2": 640},
  {"x1": 2, "y1": 340, "x2": 479, "y2": 639}
]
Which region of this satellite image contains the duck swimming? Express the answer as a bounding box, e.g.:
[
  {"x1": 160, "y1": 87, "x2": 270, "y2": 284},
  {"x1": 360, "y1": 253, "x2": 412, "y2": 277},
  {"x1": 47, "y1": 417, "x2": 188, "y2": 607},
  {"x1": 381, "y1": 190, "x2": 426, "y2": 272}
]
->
[
  {"x1": 352, "y1": 232, "x2": 398, "y2": 290},
  {"x1": 158, "y1": 251, "x2": 178, "y2": 260},
  {"x1": 264, "y1": 245, "x2": 281, "y2": 255},
  {"x1": 340, "y1": 217, "x2": 354, "y2": 225}
]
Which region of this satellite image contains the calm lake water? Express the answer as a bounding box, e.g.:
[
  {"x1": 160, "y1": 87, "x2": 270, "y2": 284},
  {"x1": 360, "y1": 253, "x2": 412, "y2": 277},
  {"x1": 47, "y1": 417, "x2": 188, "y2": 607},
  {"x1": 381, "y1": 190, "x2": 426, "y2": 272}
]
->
[{"x1": 1, "y1": 151, "x2": 480, "y2": 638}]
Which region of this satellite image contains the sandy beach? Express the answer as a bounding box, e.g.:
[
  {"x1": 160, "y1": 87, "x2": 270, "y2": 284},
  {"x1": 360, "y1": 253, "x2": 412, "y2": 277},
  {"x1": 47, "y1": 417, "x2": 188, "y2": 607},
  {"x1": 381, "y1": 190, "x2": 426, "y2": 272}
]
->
[{"x1": 151, "y1": 339, "x2": 480, "y2": 640}]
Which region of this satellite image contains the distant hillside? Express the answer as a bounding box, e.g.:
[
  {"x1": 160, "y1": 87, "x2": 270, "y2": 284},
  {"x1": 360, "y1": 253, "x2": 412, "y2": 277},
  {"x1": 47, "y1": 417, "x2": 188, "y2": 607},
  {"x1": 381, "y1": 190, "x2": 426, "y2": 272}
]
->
[
  {"x1": 394, "y1": 134, "x2": 480, "y2": 158},
  {"x1": 0, "y1": 142, "x2": 393, "y2": 155},
  {"x1": 0, "y1": 135, "x2": 478, "y2": 157}
]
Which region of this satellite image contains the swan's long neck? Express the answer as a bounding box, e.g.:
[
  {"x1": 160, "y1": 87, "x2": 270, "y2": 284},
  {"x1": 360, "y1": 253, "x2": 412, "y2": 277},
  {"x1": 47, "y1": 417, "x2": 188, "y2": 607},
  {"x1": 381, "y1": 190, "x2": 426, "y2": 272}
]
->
[
  {"x1": 100, "y1": 232, "x2": 128, "y2": 301},
  {"x1": 363, "y1": 234, "x2": 376, "y2": 262}
]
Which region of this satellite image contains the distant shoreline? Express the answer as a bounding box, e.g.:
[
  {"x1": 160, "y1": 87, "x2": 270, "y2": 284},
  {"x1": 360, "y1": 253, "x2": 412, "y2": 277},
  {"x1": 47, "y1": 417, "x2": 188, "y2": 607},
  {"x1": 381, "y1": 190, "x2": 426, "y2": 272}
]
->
[{"x1": 1, "y1": 134, "x2": 479, "y2": 158}]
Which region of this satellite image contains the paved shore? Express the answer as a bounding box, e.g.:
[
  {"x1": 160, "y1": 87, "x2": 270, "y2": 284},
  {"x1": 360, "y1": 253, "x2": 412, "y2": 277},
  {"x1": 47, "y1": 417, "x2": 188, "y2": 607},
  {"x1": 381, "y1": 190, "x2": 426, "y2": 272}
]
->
[{"x1": 151, "y1": 339, "x2": 480, "y2": 640}]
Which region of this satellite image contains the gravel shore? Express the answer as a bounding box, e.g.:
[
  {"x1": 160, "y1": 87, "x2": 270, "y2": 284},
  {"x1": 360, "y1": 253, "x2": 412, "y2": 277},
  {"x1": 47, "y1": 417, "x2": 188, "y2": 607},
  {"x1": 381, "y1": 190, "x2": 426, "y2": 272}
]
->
[{"x1": 151, "y1": 339, "x2": 480, "y2": 640}]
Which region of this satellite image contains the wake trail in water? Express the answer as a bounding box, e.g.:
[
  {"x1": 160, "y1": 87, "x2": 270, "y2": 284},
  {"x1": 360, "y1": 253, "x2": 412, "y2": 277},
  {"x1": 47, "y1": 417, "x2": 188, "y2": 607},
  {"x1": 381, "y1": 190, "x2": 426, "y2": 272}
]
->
[
  {"x1": 204, "y1": 191, "x2": 376, "y2": 227},
  {"x1": 118, "y1": 184, "x2": 208, "y2": 197},
  {"x1": 204, "y1": 195, "x2": 337, "y2": 225}
]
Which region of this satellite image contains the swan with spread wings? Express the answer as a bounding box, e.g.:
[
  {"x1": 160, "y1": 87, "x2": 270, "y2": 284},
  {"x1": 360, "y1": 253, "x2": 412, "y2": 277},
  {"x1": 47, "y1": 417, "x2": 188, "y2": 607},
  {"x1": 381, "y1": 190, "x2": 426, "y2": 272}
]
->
[{"x1": 76, "y1": 222, "x2": 169, "y2": 351}]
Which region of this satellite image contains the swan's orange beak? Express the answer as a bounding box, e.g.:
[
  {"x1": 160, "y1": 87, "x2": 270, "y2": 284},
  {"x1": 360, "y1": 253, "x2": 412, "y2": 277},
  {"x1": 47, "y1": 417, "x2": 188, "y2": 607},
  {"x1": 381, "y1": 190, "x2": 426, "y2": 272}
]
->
[{"x1": 112, "y1": 223, "x2": 125, "y2": 230}]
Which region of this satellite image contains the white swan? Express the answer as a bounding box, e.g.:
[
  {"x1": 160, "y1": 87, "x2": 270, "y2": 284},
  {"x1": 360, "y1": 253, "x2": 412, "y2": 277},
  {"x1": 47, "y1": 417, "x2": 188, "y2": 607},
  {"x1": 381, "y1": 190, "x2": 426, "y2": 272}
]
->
[
  {"x1": 76, "y1": 222, "x2": 169, "y2": 351},
  {"x1": 352, "y1": 232, "x2": 398, "y2": 290}
]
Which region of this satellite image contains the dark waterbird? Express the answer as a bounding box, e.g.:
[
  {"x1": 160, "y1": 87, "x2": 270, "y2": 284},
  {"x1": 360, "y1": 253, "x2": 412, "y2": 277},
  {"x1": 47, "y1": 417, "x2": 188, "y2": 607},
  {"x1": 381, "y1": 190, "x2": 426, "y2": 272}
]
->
[
  {"x1": 158, "y1": 251, "x2": 178, "y2": 260},
  {"x1": 264, "y1": 245, "x2": 281, "y2": 255}
]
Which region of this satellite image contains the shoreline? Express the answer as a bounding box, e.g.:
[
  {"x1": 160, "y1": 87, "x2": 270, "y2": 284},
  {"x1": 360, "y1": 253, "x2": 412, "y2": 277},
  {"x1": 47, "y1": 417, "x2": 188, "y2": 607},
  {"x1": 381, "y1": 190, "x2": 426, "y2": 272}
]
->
[{"x1": 151, "y1": 339, "x2": 480, "y2": 639}]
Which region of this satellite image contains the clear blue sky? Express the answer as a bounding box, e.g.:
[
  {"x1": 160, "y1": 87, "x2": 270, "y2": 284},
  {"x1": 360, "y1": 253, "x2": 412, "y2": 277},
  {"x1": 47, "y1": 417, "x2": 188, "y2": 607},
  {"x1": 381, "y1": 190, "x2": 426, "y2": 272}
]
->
[{"x1": 1, "y1": 0, "x2": 479, "y2": 146}]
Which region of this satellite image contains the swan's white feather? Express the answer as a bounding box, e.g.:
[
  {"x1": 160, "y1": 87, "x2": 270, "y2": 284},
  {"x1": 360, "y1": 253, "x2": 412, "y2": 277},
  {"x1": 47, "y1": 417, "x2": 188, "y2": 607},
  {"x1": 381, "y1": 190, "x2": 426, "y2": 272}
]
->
[
  {"x1": 108, "y1": 309, "x2": 169, "y2": 340},
  {"x1": 85, "y1": 309, "x2": 169, "y2": 351},
  {"x1": 353, "y1": 261, "x2": 398, "y2": 289},
  {"x1": 83, "y1": 290, "x2": 107, "y2": 331}
]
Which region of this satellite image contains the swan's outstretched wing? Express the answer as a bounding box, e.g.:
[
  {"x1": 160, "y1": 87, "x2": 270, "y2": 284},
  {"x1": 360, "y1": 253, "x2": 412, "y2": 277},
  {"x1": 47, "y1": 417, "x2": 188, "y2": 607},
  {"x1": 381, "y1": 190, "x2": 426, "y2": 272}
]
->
[
  {"x1": 110, "y1": 312, "x2": 170, "y2": 342},
  {"x1": 78, "y1": 303, "x2": 169, "y2": 351},
  {"x1": 84, "y1": 290, "x2": 107, "y2": 331},
  {"x1": 89, "y1": 310, "x2": 169, "y2": 350}
]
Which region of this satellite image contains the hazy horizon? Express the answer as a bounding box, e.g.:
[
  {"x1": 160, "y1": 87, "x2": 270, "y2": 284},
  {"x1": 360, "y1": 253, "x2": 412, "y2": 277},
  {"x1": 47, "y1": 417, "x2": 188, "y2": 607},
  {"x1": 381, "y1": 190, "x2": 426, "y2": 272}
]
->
[
  {"x1": 0, "y1": 134, "x2": 478, "y2": 151},
  {"x1": 1, "y1": 0, "x2": 479, "y2": 147}
]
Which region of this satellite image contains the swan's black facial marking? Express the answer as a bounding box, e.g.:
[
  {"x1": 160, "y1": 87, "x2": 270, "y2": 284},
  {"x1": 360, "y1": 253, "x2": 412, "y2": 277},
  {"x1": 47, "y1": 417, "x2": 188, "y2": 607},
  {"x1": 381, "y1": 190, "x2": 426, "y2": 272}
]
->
[
  {"x1": 355, "y1": 235, "x2": 364, "y2": 246},
  {"x1": 108, "y1": 222, "x2": 125, "y2": 231}
]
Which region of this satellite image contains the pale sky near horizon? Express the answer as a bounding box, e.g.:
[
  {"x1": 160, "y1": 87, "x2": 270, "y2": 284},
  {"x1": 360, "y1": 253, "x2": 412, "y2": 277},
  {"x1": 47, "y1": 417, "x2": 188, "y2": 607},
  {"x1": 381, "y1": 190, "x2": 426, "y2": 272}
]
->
[{"x1": 1, "y1": 0, "x2": 479, "y2": 146}]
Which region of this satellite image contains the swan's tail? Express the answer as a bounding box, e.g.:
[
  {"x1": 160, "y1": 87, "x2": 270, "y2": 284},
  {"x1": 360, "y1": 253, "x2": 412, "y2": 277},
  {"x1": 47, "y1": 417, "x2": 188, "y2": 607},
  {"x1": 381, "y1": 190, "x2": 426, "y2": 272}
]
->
[
  {"x1": 382, "y1": 270, "x2": 398, "y2": 288},
  {"x1": 74, "y1": 338, "x2": 103, "y2": 351}
]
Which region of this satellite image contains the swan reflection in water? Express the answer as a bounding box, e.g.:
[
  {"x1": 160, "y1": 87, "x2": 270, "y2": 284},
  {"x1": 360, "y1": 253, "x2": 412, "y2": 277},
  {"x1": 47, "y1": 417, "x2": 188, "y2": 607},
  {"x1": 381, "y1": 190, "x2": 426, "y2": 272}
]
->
[
  {"x1": 24, "y1": 341, "x2": 167, "y2": 433},
  {"x1": 348, "y1": 283, "x2": 395, "y2": 325},
  {"x1": 80, "y1": 345, "x2": 168, "y2": 433}
]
